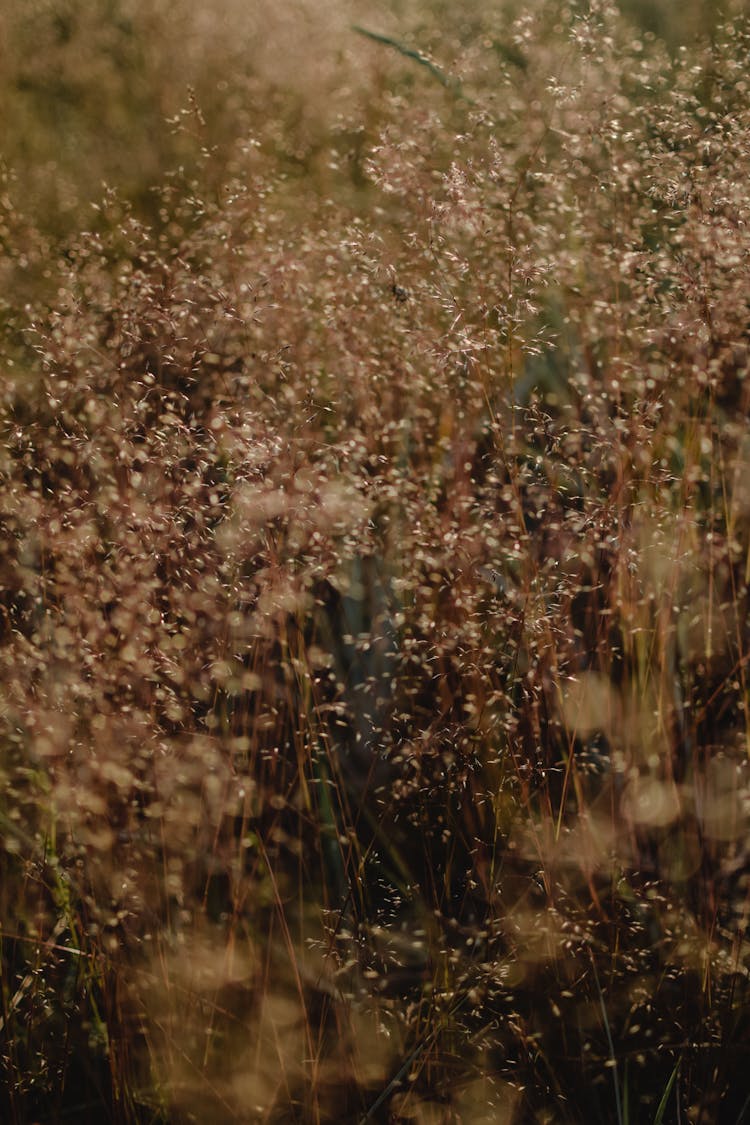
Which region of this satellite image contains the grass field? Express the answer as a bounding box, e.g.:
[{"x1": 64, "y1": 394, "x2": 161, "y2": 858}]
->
[{"x1": 1, "y1": 1, "x2": 750, "y2": 1121}]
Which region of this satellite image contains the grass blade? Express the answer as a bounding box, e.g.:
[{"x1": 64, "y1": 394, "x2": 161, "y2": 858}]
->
[
  {"x1": 653, "y1": 1059, "x2": 680, "y2": 1125},
  {"x1": 352, "y1": 25, "x2": 455, "y2": 88},
  {"x1": 589, "y1": 950, "x2": 623, "y2": 1125}
]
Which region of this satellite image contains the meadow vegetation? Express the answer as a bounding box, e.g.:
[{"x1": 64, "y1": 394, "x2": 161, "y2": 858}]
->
[{"x1": 1, "y1": 0, "x2": 750, "y2": 1121}]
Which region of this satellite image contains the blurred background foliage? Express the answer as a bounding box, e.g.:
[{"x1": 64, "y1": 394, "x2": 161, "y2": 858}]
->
[
  {"x1": 0, "y1": 0, "x2": 740, "y2": 240},
  {"x1": 0, "y1": 0, "x2": 741, "y2": 341}
]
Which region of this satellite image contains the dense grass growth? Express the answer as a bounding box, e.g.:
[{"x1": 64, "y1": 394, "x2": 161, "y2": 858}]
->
[{"x1": 2, "y1": 1, "x2": 750, "y2": 1121}]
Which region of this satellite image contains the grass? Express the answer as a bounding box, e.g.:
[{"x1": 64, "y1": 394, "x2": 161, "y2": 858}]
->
[{"x1": 2, "y1": 0, "x2": 750, "y2": 1121}]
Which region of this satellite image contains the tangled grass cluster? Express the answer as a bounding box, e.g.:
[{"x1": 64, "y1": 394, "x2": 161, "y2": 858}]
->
[{"x1": 1, "y1": 1, "x2": 750, "y2": 1121}]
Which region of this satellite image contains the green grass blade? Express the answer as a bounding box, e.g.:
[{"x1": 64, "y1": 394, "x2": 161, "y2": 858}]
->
[
  {"x1": 590, "y1": 951, "x2": 623, "y2": 1125},
  {"x1": 653, "y1": 1059, "x2": 680, "y2": 1125},
  {"x1": 352, "y1": 25, "x2": 455, "y2": 88}
]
